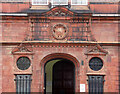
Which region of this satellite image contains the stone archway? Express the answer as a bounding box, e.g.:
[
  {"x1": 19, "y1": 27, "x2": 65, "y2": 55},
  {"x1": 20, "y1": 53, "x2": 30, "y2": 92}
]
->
[{"x1": 40, "y1": 53, "x2": 80, "y2": 93}]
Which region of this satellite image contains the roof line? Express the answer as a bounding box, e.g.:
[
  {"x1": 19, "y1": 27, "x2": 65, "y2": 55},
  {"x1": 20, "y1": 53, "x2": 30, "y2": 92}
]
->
[{"x1": 0, "y1": 13, "x2": 120, "y2": 16}]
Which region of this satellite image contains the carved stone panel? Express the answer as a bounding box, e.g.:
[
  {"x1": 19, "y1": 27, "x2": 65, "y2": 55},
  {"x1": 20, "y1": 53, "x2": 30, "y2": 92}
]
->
[{"x1": 52, "y1": 23, "x2": 68, "y2": 40}]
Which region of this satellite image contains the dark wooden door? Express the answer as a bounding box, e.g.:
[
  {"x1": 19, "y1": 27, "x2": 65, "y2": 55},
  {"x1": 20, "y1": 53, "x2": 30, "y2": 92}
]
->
[{"x1": 53, "y1": 59, "x2": 75, "y2": 94}]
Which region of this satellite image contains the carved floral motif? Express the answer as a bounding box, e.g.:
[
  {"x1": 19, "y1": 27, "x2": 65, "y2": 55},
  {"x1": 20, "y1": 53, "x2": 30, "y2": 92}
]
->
[{"x1": 52, "y1": 24, "x2": 68, "y2": 40}]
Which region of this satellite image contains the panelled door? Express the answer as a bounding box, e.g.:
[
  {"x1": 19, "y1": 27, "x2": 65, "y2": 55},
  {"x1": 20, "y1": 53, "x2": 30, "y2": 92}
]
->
[
  {"x1": 53, "y1": 59, "x2": 75, "y2": 94},
  {"x1": 88, "y1": 76, "x2": 104, "y2": 94}
]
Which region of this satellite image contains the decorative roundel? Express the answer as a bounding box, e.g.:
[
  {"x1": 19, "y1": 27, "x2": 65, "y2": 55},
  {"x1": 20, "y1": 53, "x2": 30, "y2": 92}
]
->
[
  {"x1": 17, "y1": 57, "x2": 31, "y2": 70},
  {"x1": 89, "y1": 57, "x2": 103, "y2": 71},
  {"x1": 52, "y1": 24, "x2": 68, "y2": 40}
]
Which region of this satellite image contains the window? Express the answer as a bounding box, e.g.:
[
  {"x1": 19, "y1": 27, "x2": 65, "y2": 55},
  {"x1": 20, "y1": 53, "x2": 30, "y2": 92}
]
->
[
  {"x1": 17, "y1": 57, "x2": 31, "y2": 70},
  {"x1": 32, "y1": 0, "x2": 88, "y2": 5},
  {"x1": 71, "y1": 0, "x2": 88, "y2": 5},
  {"x1": 52, "y1": 0, "x2": 68, "y2": 5},
  {"x1": 88, "y1": 76, "x2": 104, "y2": 93},
  {"x1": 15, "y1": 75, "x2": 32, "y2": 93},
  {"x1": 32, "y1": 0, "x2": 48, "y2": 5},
  {"x1": 89, "y1": 57, "x2": 103, "y2": 71}
]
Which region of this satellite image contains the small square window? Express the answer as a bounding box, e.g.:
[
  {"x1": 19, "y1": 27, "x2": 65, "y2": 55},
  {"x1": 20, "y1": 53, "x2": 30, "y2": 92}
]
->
[
  {"x1": 32, "y1": 0, "x2": 48, "y2": 5},
  {"x1": 52, "y1": 0, "x2": 68, "y2": 5},
  {"x1": 71, "y1": 0, "x2": 88, "y2": 5}
]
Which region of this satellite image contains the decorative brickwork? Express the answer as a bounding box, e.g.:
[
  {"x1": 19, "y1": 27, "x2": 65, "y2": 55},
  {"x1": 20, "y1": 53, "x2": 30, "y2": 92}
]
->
[{"x1": 0, "y1": 1, "x2": 120, "y2": 93}]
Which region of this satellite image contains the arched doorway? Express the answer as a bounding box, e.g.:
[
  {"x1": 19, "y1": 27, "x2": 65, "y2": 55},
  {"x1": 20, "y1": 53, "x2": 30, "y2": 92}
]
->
[{"x1": 44, "y1": 58, "x2": 75, "y2": 94}]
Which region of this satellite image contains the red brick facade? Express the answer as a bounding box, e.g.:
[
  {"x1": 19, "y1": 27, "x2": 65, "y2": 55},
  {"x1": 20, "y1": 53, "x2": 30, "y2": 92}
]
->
[{"x1": 0, "y1": 0, "x2": 120, "y2": 93}]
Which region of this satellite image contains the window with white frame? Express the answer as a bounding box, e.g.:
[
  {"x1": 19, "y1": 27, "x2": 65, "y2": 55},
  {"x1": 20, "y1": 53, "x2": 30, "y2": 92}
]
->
[
  {"x1": 52, "y1": 0, "x2": 68, "y2": 5},
  {"x1": 32, "y1": 0, "x2": 48, "y2": 5},
  {"x1": 71, "y1": 0, "x2": 88, "y2": 5}
]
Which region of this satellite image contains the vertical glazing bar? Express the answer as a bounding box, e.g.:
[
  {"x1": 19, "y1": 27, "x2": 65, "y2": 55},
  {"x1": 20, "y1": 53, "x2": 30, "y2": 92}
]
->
[
  {"x1": 91, "y1": 76, "x2": 93, "y2": 93},
  {"x1": 18, "y1": 76, "x2": 20, "y2": 94},
  {"x1": 102, "y1": 76, "x2": 104, "y2": 94},
  {"x1": 101, "y1": 76, "x2": 103, "y2": 94},
  {"x1": 89, "y1": 76, "x2": 92, "y2": 94},
  {"x1": 28, "y1": 75, "x2": 31, "y2": 94},
  {"x1": 89, "y1": 76, "x2": 91, "y2": 94},
  {"x1": 23, "y1": 75, "x2": 25, "y2": 94},
  {"x1": 26, "y1": 75, "x2": 28, "y2": 93},
  {"x1": 99, "y1": 76, "x2": 101, "y2": 94},
  {"x1": 15, "y1": 76, "x2": 17, "y2": 94},
  {"x1": 23, "y1": 75, "x2": 24, "y2": 94},
  {"x1": 91, "y1": 76, "x2": 93, "y2": 94},
  {"x1": 15, "y1": 76, "x2": 18, "y2": 94},
  {"x1": 25, "y1": 76, "x2": 27, "y2": 94},
  {"x1": 97, "y1": 77, "x2": 99, "y2": 94},
  {"x1": 88, "y1": 76, "x2": 90, "y2": 94},
  {"x1": 95, "y1": 76, "x2": 97, "y2": 93},
  {"x1": 29, "y1": 75, "x2": 31, "y2": 94},
  {"x1": 22, "y1": 75, "x2": 23, "y2": 94},
  {"x1": 19, "y1": 76, "x2": 21, "y2": 94},
  {"x1": 27, "y1": 75, "x2": 30, "y2": 94}
]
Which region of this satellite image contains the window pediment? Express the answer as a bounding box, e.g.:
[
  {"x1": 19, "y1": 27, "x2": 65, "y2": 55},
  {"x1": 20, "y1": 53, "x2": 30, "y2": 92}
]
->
[
  {"x1": 85, "y1": 44, "x2": 108, "y2": 56},
  {"x1": 12, "y1": 44, "x2": 34, "y2": 55},
  {"x1": 43, "y1": 7, "x2": 74, "y2": 17}
]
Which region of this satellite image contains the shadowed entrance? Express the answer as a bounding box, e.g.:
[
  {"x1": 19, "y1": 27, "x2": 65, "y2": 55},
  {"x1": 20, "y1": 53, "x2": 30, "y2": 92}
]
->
[{"x1": 44, "y1": 59, "x2": 75, "y2": 94}]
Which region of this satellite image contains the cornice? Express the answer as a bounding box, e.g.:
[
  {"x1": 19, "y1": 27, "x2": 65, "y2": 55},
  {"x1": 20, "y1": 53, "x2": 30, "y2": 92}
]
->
[{"x1": 0, "y1": 41, "x2": 120, "y2": 46}]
